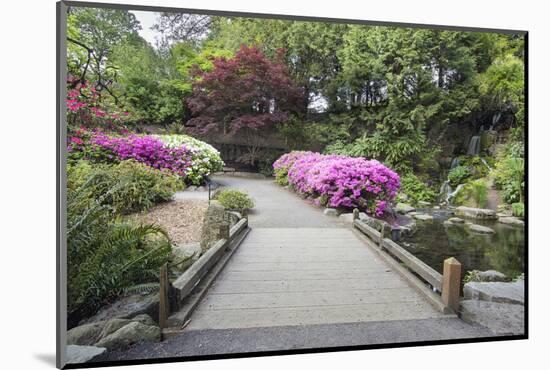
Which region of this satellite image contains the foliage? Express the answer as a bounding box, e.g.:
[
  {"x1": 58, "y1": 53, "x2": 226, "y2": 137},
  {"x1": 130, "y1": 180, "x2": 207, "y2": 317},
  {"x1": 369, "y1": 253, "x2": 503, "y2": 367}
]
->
[
  {"x1": 155, "y1": 134, "x2": 224, "y2": 184},
  {"x1": 67, "y1": 160, "x2": 182, "y2": 214},
  {"x1": 470, "y1": 179, "x2": 489, "y2": 208},
  {"x1": 70, "y1": 131, "x2": 223, "y2": 185},
  {"x1": 215, "y1": 189, "x2": 255, "y2": 212},
  {"x1": 187, "y1": 45, "x2": 304, "y2": 134},
  {"x1": 273, "y1": 151, "x2": 313, "y2": 186},
  {"x1": 397, "y1": 173, "x2": 437, "y2": 205},
  {"x1": 67, "y1": 164, "x2": 172, "y2": 319},
  {"x1": 448, "y1": 166, "x2": 472, "y2": 187},
  {"x1": 90, "y1": 133, "x2": 194, "y2": 177},
  {"x1": 463, "y1": 270, "x2": 481, "y2": 284},
  {"x1": 275, "y1": 151, "x2": 400, "y2": 216},
  {"x1": 512, "y1": 202, "x2": 525, "y2": 218},
  {"x1": 66, "y1": 77, "x2": 132, "y2": 132},
  {"x1": 494, "y1": 156, "x2": 524, "y2": 203},
  {"x1": 478, "y1": 54, "x2": 525, "y2": 125}
]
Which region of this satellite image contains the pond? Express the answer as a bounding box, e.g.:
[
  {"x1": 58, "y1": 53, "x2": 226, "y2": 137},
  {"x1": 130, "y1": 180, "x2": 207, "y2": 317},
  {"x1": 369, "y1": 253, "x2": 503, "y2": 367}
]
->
[{"x1": 399, "y1": 209, "x2": 525, "y2": 279}]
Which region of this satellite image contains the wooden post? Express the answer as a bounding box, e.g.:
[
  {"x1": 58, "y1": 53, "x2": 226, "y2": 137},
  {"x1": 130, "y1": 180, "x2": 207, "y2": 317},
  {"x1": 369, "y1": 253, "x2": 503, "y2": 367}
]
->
[
  {"x1": 379, "y1": 223, "x2": 388, "y2": 247},
  {"x1": 159, "y1": 263, "x2": 169, "y2": 330},
  {"x1": 441, "y1": 257, "x2": 462, "y2": 313},
  {"x1": 353, "y1": 208, "x2": 359, "y2": 220}
]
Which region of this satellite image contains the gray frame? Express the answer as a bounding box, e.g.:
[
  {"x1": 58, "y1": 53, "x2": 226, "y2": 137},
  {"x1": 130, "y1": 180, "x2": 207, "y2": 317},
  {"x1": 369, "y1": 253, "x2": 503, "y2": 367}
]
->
[
  {"x1": 56, "y1": 1, "x2": 528, "y2": 369},
  {"x1": 56, "y1": 1, "x2": 68, "y2": 368}
]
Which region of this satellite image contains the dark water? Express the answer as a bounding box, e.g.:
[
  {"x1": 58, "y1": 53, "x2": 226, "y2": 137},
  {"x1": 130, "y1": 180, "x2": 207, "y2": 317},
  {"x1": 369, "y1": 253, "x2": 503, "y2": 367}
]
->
[{"x1": 400, "y1": 209, "x2": 525, "y2": 279}]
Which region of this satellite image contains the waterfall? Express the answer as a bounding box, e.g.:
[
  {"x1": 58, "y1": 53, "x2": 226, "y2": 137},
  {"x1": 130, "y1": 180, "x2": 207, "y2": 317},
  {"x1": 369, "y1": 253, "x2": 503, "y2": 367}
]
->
[
  {"x1": 450, "y1": 157, "x2": 460, "y2": 169},
  {"x1": 491, "y1": 112, "x2": 501, "y2": 128},
  {"x1": 480, "y1": 158, "x2": 492, "y2": 171},
  {"x1": 446, "y1": 184, "x2": 465, "y2": 204},
  {"x1": 439, "y1": 180, "x2": 452, "y2": 203},
  {"x1": 467, "y1": 136, "x2": 481, "y2": 156},
  {"x1": 439, "y1": 180, "x2": 465, "y2": 205}
]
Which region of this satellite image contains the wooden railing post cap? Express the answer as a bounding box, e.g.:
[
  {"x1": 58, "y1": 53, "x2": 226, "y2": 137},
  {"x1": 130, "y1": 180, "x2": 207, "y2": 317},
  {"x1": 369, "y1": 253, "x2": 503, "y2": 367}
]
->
[{"x1": 444, "y1": 257, "x2": 461, "y2": 266}]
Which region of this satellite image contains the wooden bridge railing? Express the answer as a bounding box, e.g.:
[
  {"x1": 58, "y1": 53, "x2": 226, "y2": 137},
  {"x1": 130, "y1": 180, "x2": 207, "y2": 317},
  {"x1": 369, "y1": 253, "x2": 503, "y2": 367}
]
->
[
  {"x1": 353, "y1": 216, "x2": 461, "y2": 313},
  {"x1": 158, "y1": 217, "x2": 249, "y2": 335}
]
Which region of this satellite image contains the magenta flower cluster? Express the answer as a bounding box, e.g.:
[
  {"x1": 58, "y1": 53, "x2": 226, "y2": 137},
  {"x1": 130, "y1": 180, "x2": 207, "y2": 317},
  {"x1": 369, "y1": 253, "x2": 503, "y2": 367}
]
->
[
  {"x1": 91, "y1": 134, "x2": 193, "y2": 177},
  {"x1": 274, "y1": 151, "x2": 400, "y2": 216}
]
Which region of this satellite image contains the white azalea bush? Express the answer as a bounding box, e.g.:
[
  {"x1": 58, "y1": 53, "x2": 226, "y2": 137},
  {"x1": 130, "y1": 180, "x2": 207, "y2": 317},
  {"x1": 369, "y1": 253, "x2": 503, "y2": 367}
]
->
[{"x1": 155, "y1": 134, "x2": 224, "y2": 185}]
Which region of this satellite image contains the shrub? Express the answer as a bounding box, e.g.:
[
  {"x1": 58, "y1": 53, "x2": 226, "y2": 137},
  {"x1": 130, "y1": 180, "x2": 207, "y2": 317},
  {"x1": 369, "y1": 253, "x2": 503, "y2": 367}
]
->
[
  {"x1": 470, "y1": 179, "x2": 488, "y2": 208},
  {"x1": 70, "y1": 131, "x2": 224, "y2": 185},
  {"x1": 68, "y1": 160, "x2": 182, "y2": 214},
  {"x1": 215, "y1": 189, "x2": 255, "y2": 212},
  {"x1": 67, "y1": 167, "x2": 172, "y2": 321},
  {"x1": 512, "y1": 202, "x2": 524, "y2": 218},
  {"x1": 494, "y1": 156, "x2": 524, "y2": 204},
  {"x1": 154, "y1": 134, "x2": 225, "y2": 185},
  {"x1": 398, "y1": 173, "x2": 437, "y2": 205},
  {"x1": 90, "y1": 133, "x2": 194, "y2": 177},
  {"x1": 273, "y1": 151, "x2": 313, "y2": 186},
  {"x1": 276, "y1": 151, "x2": 400, "y2": 216},
  {"x1": 448, "y1": 165, "x2": 471, "y2": 187}
]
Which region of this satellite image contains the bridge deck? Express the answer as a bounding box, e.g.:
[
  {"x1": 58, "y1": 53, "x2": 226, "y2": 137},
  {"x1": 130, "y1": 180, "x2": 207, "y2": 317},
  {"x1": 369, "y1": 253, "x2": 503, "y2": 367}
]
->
[{"x1": 186, "y1": 227, "x2": 445, "y2": 330}]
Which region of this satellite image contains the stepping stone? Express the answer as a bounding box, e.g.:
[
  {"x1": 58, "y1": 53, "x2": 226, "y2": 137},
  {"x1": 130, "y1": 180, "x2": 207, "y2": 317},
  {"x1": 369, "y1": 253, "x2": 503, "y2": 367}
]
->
[
  {"x1": 467, "y1": 223, "x2": 495, "y2": 234},
  {"x1": 413, "y1": 213, "x2": 433, "y2": 221},
  {"x1": 448, "y1": 217, "x2": 465, "y2": 224},
  {"x1": 455, "y1": 206, "x2": 497, "y2": 220},
  {"x1": 498, "y1": 216, "x2": 524, "y2": 227}
]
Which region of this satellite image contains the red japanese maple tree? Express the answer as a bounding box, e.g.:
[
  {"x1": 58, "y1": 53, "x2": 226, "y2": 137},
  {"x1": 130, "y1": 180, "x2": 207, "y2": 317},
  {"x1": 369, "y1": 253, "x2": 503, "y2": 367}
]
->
[{"x1": 186, "y1": 45, "x2": 304, "y2": 135}]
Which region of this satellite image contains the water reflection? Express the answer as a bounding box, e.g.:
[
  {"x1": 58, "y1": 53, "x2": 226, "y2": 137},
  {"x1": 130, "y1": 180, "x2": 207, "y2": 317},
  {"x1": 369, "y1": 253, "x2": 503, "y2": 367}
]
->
[{"x1": 400, "y1": 210, "x2": 524, "y2": 279}]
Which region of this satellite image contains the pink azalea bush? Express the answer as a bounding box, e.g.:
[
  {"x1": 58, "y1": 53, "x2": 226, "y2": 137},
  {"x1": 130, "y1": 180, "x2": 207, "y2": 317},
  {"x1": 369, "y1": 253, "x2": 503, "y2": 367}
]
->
[
  {"x1": 274, "y1": 151, "x2": 400, "y2": 216},
  {"x1": 89, "y1": 134, "x2": 194, "y2": 178}
]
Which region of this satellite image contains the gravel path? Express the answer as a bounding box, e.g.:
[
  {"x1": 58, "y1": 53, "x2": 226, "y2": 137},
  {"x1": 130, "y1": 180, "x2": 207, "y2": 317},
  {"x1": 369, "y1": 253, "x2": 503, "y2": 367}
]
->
[
  {"x1": 210, "y1": 175, "x2": 345, "y2": 228},
  {"x1": 96, "y1": 317, "x2": 494, "y2": 362}
]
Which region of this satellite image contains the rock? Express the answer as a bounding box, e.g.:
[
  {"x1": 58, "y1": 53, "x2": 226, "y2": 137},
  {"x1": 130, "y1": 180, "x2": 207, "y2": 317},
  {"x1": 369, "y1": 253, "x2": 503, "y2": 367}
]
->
[
  {"x1": 66, "y1": 345, "x2": 106, "y2": 364},
  {"x1": 67, "y1": 322, "x2": 105, "y2": 346},
  {"x1": 418, "y1": 201, "x2": 431, "y2": 207},
  {"x1": 200, "y1": 201, "x2": 228, "y2": 252},
  {"x1": 186, "y1": 186, "x2": 197, "y2": 192},
  {"x1": 408, "y1": 211, "x2": 419, "y2": 217},
  {"x1": 79, "y1": 293, "x2": 159, "y2": 325},
  {"x1": 413, "y1": 213, "x2": 433, "y2": 221},
  {"x1": 323, "y1": 208, "x2": 339, "y2": 217},
  {"x1": 448, "y1": 217, "x2": 465, "y2": 224},
  {"x1": 477, "y1": 270, "x2": 509, "y2": 282},
  {"x1": 467, "y1": 223, "x2": 495, "y2": 234},
  {"x1": 172, "y1": 242, "x2": 201, "y2": 269},
  {"x1": 358, "y1": 213, "x2": 388, "y2": 231},
  {"x1": 95, "y1": 321, "x2": 160, "y2": 350},
  {"x1": 460, "y1": 300, "x2": 524, "y2": 335},
  {"x1": 455, "y1": 206, "x2": 497, "y2": 220},
  {"x1": 433, "y1": 206, "x2": 440, "y2": 210},
  {"x1": 498, "y1": 216, "x2": 524, "y2": 227},
  {"x1": 338, "y1": 213, "x2": 355, "y2": 223},
  {"x1": 70, "y1": 315, "x2": 158, "y2": 347},
  {"x1": 195, "y1": 186, "x2": 207, "y2": 192},
  {"x1": 226, "y1": 211, "x2": 243, "y2": 227},
  {"x1": 463, "y1": 280, "x2": 524, "y2": 305},
  {"x1": 395, "y1": 203, "x2": 416, "y2": 214}
]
